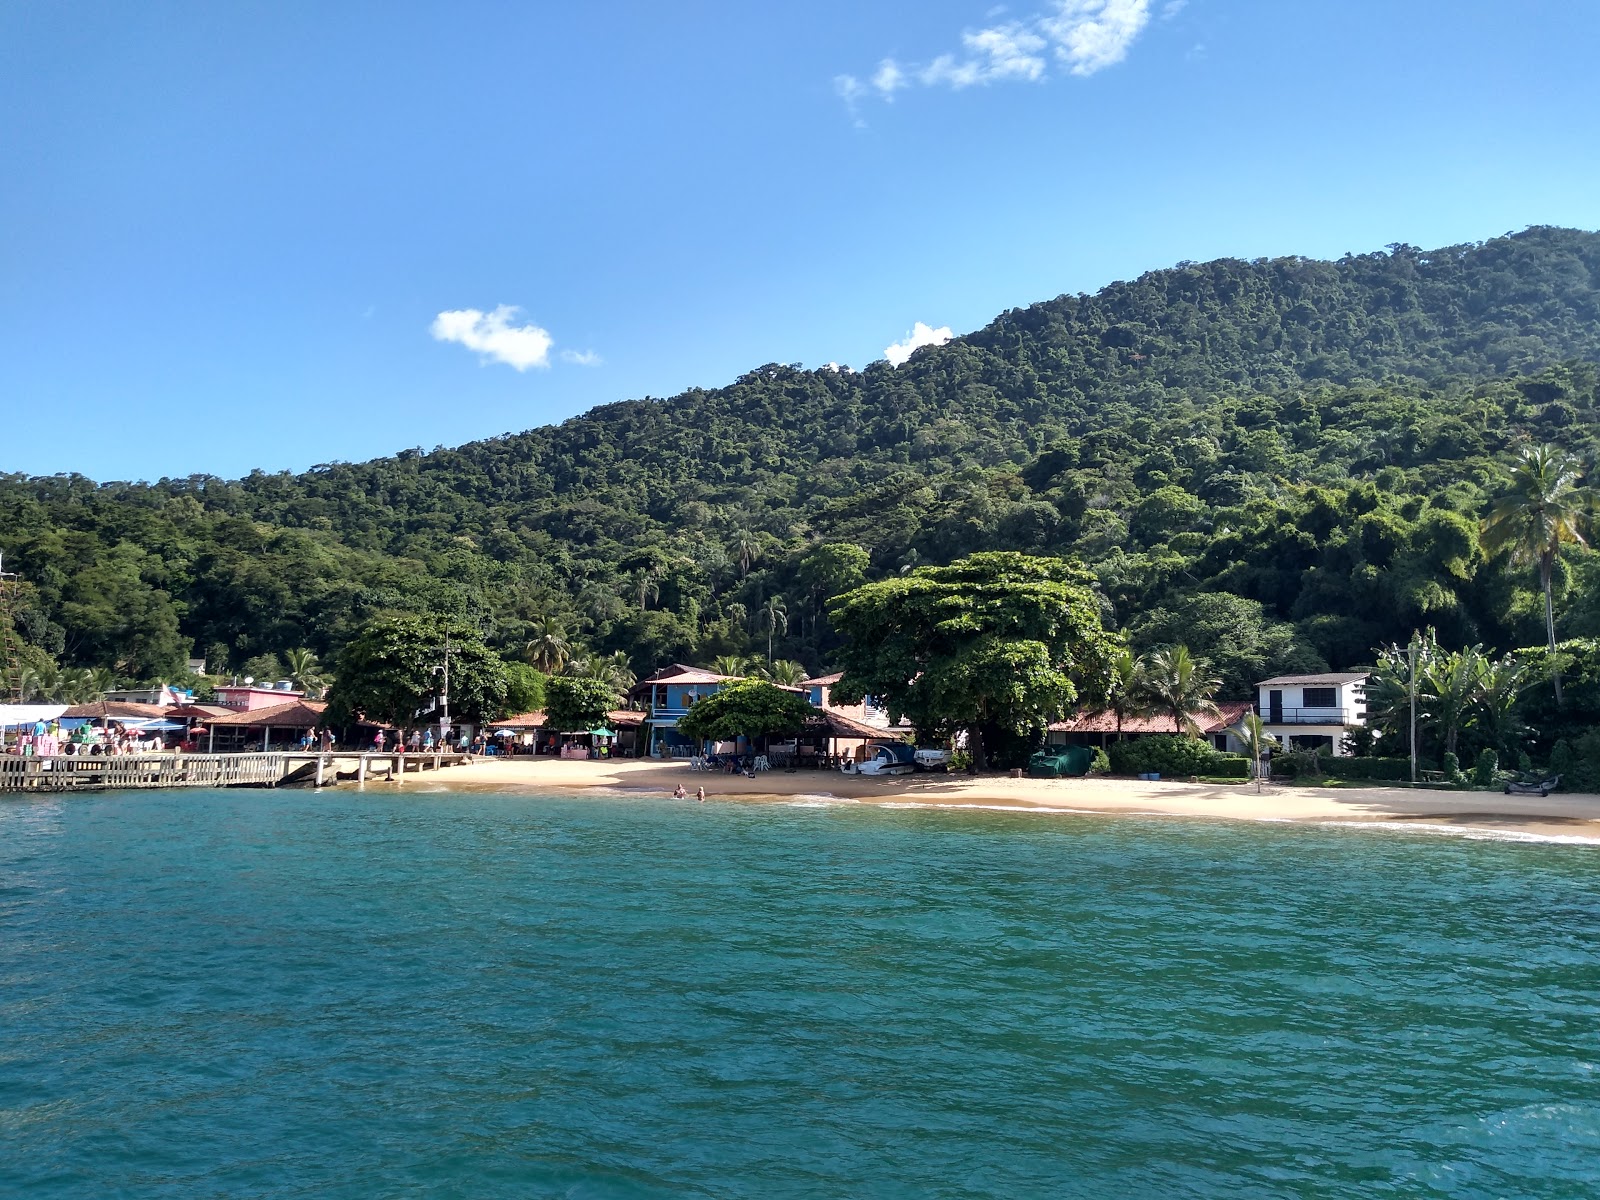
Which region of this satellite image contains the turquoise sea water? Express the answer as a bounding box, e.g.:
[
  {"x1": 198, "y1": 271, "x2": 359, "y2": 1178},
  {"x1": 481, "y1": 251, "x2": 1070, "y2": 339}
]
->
[{"x1": 2, "y1": 788, "x2": 1599, "y2": 1198}]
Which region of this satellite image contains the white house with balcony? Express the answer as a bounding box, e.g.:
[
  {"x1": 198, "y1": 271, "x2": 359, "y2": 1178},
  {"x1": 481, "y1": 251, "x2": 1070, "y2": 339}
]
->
[{"x1": 1255, "y1": 671, "x2": 1369, "y2": 756}]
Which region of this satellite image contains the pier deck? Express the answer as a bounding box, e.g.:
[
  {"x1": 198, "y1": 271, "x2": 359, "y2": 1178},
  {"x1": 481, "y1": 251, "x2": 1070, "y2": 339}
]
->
[{"x1": 0, "y1": 751, "x2": 472, "y2": 792}]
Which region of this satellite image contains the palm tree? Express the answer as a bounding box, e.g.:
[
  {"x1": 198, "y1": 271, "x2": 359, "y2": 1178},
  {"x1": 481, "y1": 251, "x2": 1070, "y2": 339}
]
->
[
  {"x1": 1231, "y1": 711, "x2": 1275, "y2": 789},
  {"x1": 732, "y1": 532, "x2": 762, "y2": 578},
  {"x1": 1482, "y1": 443, "x2": 1590, "y2": 702},
  {"x1": 1096, "y1": 648, "x2": 1150, "y2": 741},
  {"x1": 711, "y1": 654, "x2": 749, "y2": 678},
  {"x1": 581, "y1": 651, "x2": 636, "y2": 692},
  {"x1": 725, "y1": 602, "x2": 749, "y2": 631},
  {"x1": 525, "y1": 619, "x2": 573, "y2": 675},
  {"x1": 85, "y1": 667, "x2": 117, "y2": 701},
  {"x1": 1418, "y1": 643, "x2": 1487, "y2": 758},
  {"x1": 759, "y1": 595, "x2": 788, "y2": 662},
  {"x1": 1141, "y1": 645, "x2": 1221, "y2": 735},
  {"x1": 631, "y1": 567, "x2": 660, "y2": 611},
  {"x1": 283, "y1": 647, "x2": 325, "y2": 698},
  {"x1": 765, "y1": 659, "x2": 808, "y2": 687},
  {"x1": 1474, "y1": 651, "x2": 1533, "y2": 760}
]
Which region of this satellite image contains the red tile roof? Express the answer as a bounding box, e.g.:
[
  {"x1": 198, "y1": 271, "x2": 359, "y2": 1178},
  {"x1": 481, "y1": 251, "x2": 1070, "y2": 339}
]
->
[
  {"x1": 1050, "y1": 700, "x2": 1255, "y2": 735},
  {"x1": 63, "y1": 700, "x2": 171, "y2": 720},
  {"x1": 208, "y1": 700, "x2": 328, "y2": 728}
]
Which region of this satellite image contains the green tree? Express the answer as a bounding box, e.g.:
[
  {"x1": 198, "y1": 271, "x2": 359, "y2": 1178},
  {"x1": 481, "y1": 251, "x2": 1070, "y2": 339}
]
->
[
  {"x1": 543, "y1": 675, "x2": 618, "y2": 733},
  {"x1": 675, "y1": 678, "x2": 814, "y2": 749},
  {"x1": 1140, "y1": 645, "x2": 1222, "y2": 734},
  {"x1": 501, "y1": 661, "x2": 547, "y2": 716},
  {"x1": 326, "y1": 614, "x2": 507, "y2": 728},
  {"x1": 1131, "y1": 593, "x2": 1325, "y2": 697},
  {"x1": 829, "y1": 552, "x2": 1116, "y2": 770},
  {"x1": 1482, "y1": 444, "x2": 1591, "y2": 702}
]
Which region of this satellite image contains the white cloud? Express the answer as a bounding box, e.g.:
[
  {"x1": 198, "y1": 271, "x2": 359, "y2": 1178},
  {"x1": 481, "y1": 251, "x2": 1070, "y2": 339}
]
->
[
  {"x1": 560, "y1": 349, "x2": 602, "y2": 367},
  {"x1": 431, "y1": 305, "x2": 554, "y2": 370},
  {"x1": 873, "y1": 58, "x2": 908, "y2": 98},
  {"x1": 885, "y1": 322, "x2": 954, "y2": 367},
  {"x1": 837, "y1": 0, "x2": 1150, "y2": 111},
  {"x1": 1161, "y1": 0, "x2": 1187, "y2": 17},
  {"x1": 1041, "y1": 0, "x2": 1151, "y2": 77}
]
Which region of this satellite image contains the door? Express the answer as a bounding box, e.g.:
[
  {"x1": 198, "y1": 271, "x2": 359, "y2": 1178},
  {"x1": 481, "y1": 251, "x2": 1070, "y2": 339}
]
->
[{"x1": 1268, "y1": 690, "x2": 1283, "y2": 723}]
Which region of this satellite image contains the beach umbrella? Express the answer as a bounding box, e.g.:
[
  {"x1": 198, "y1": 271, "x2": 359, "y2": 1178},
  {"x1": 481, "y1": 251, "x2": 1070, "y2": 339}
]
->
[{"x1": 589, "y1": 728, "x2": 615, "y2": 738}]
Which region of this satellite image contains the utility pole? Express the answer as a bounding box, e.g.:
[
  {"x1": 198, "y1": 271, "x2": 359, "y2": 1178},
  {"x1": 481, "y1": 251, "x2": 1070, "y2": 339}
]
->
[
  {"x1": 1408, "y1": 635, "x2": 1419, "y2": 785},
  {"x1": 440, "y1": 634, "x2": 451, "y2": 738}
]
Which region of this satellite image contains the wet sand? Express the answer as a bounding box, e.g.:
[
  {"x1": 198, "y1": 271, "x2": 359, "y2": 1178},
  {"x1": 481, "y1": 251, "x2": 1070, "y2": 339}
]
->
[{"x1": 372, "y1": 757, "x2": 1600, "y2": 842}]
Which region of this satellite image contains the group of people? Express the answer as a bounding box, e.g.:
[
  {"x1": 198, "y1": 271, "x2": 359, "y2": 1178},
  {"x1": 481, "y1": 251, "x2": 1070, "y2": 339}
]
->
[
  {"x1": 7, "y1": 718, "x2": 164, "y2": 757},
  {"x1": 368, "y1": 728, "x2": 490, "y2": 755},
  {"x1": 672, "y1": 784, "x2": 707, "y2": 802}
]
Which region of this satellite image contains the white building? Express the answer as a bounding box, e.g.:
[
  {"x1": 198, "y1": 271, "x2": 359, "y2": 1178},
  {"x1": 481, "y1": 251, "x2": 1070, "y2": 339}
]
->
[{"x1": 1255, "y1": 672, "x2": 1369, "y2": 756}]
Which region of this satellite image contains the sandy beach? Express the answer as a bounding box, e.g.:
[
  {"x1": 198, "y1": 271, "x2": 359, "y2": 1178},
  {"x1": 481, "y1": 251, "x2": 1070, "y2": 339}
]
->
[{"x1": 374, "y1": 756, "x2": 1600, "y2": 842}]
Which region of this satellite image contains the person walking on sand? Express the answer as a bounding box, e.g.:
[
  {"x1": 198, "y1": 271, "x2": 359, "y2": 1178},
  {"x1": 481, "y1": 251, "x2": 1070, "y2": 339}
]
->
[{"x1": 695, "y1": 786, "x2": 705, "y2": 802}]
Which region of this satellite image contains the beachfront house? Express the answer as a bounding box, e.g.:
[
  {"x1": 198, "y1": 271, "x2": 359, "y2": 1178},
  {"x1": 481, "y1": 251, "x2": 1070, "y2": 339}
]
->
[
  {"x1": 1254, "y1": 672, "x2": 1369, "y2": 756},
  {"x1": 1050, "y1": 701, "x2": 1257, "y2": 753},
  {"x1": 630, "y1": 664, "x2": 740, "y2": 758},
  {"x1": 800, "y1": 673, "x2": 902, "y2": 733}
]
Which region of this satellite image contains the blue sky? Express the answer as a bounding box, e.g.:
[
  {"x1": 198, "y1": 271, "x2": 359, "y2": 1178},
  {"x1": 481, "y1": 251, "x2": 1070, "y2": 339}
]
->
[{"x1": 3, "y1": 0, "x2": 1598, "y2": 481}]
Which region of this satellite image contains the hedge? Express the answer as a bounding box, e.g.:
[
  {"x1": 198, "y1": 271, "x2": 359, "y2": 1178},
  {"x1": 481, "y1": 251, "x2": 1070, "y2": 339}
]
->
[
  {"x1": 1108, "y1": 735, "x2": 1247, "y2": 779},
  {"x1": 1317, "y1": 756, "x2": 1414, "y2": 781}
]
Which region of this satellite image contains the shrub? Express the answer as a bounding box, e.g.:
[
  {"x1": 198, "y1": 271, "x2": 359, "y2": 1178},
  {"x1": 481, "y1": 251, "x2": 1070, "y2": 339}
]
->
[
  {"x1": 1472, "y1": 749, "x2": 1499, "y2": 790},
  {"x1": 1108, "y1": 735, "x2": 1223, "y2": 778},
  {"x1": 1442, "y1": 752, "x2": 1467, "y2": 787},
  {"x1": 1089, "y1": 748, "x2": 1111, "y2": 775},
  {"x1": 1208, "y1": 756, "x2": 1251, "y2": 779}
]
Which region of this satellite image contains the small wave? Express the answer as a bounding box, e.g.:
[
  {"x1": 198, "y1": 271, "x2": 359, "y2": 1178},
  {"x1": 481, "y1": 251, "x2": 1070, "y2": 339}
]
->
[
  {"x1": 1316, "y1": 820, "x2": 1600, "y2": 847},
  {"x1": 872, "y1": 801, "x2": 1113, "y2": 816},
  {"x1": 783, "y1": 795, "x2": 858, "y2": 808}
]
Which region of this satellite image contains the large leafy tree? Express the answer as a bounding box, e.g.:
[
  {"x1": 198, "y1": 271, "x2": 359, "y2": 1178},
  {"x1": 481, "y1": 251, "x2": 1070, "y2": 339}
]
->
[
  {"x1": 828, "y1": 552, "x2": 1116, "y2": 770},
  {"x1": 326, "y1": 614, "x2": 507, "y2": 729},
  {"x1": 675, "y1": 678, "x2": 814, "y2": 748},
  {"x1": 1481, "y1": 443, "x2": 1590, "y2": 701},
  {"x1": 543, "y1": 675, "x2": 618, "y2": 733}
]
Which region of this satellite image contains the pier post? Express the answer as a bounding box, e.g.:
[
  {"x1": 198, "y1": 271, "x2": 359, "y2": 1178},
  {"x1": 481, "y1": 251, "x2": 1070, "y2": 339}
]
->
[
  {"x1": 315, "y1": 755, "x2": 324, "y2": 788},
  {"x1": 357, "y1": 755, "x2": 367, "y2": 784}
]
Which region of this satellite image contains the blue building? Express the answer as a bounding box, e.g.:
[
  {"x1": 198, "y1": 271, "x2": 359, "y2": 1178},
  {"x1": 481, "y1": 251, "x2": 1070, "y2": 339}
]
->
[{"x1": 629, "y1": 664, "x2": 740, "y2": 758}]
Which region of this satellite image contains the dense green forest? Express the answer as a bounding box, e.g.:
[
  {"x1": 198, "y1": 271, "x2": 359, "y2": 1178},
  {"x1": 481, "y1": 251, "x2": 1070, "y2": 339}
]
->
[{"x1": 4, "y1": 226, "x2": 1600, "y2": 716}]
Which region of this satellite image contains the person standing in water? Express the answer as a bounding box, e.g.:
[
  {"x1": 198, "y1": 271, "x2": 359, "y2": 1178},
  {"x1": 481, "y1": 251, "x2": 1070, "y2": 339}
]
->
[
  {"x1": 673, "y1": 784, "x2": 686, "y2": 799},
  {"x1": 695, "y1": 786, "x2": 706, "y2": 802}
]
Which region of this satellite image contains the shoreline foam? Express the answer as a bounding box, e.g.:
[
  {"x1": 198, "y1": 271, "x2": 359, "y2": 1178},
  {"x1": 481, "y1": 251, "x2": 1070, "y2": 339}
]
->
[{"x1": 358, "y1": 757, "x2": 1600, "y2": 845}]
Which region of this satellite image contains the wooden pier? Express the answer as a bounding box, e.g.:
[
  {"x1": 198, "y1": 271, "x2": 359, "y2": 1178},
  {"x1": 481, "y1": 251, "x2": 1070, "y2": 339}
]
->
[{"x1": 0, "y1": 751, "x2": 472, "y2": 793}]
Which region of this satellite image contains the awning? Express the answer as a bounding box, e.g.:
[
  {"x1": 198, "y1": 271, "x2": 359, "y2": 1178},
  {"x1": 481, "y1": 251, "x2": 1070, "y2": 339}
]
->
[
  {"x1": 0, "y1": 704, "x2": 68, "y2": 728},
  {"x1": 589, "y1": 728, "x2": 615, "y2": 738}
]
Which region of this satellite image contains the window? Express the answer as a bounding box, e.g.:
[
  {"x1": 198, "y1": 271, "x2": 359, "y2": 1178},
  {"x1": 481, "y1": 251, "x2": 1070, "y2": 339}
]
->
[{"x1": 1302, "y1": 687, "x2": 1337, "y2": 709}]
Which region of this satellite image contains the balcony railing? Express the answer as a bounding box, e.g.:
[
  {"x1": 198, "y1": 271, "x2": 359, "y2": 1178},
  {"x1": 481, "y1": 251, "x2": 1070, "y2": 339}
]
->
[{"x1": 1263, "y1": 707, "x2": 1362, "y2": 726}]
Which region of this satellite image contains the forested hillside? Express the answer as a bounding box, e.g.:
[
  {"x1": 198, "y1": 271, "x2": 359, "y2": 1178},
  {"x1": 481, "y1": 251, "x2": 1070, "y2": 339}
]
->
[{"x1": 4, "y1": 225, "x2": 1600, "y2": 694}]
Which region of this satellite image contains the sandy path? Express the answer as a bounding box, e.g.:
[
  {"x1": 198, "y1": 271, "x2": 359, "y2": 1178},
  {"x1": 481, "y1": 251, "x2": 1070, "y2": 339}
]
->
[{"x1": 368, "y1": 757, "x2": 1600, "y2": 842}]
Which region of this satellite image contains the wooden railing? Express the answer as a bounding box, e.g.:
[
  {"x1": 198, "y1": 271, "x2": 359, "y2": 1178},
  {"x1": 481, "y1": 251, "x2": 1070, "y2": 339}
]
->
[{"x1": 0, "y1": 753, "x2": 288, "y2": 792}]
